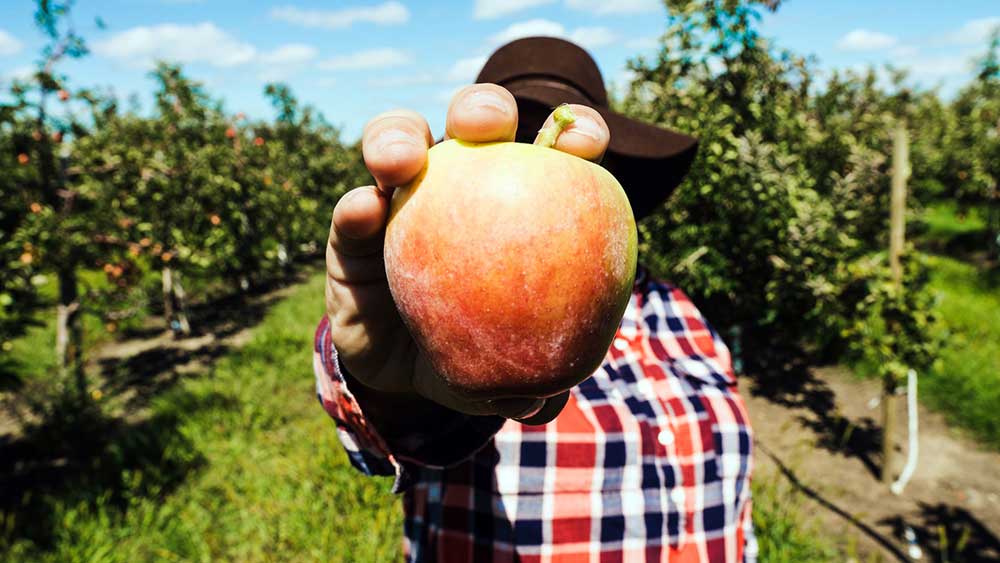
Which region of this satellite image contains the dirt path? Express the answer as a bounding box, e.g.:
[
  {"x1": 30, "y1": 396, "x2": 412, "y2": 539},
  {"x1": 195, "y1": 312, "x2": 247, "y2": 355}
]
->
[
  {"x1": 743, "y1": 366, "x2": 1000, "y2": 562},
  {"x1": 0, "y1": 275, "x2": 306, "y2": 437}
]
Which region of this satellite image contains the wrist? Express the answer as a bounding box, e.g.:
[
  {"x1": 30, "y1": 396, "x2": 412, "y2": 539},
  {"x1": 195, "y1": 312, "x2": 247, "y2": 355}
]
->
[{"x1": 340, "y1": 362, "x2": 465, "y2": 447}]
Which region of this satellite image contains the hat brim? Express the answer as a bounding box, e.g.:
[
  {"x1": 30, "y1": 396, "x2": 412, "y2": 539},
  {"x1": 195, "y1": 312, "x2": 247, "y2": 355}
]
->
[{"x1": 508, "y1": 83, "x2": 698, "y2": 220}]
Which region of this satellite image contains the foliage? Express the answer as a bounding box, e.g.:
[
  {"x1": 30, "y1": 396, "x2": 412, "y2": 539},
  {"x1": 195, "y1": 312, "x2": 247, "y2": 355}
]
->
[
  {"x1": 0, "y1": 110, "x2": 45, "y2": 349},
  {"x1": 947, "y1": 31, "x2": 1000, "y2": 255},
  {"x1": 624, "y1": 0, "x2": 949, "y2": 377},
  {"x1": 841, "y1": 251, "x2": 943, "y2": 382},
  {"x1": 1, "y1": 0, "x2": 105, "y2": 390},
  {"x1": 1, "y1": 2, "x2": 364, "y2": 393}
]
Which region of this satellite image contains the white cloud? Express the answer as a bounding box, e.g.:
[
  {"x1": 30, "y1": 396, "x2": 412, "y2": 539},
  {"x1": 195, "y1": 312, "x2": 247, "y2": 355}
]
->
[
  {"x1": 447, "y1": 55, "x2": 488, "y2": 82},
  {"x1": 474, "y1": 0, "x2": 556, "y2": 20},
  {"x1": 625, "y1": 35, "x2": 659, "y2": 50},
  {"x1": 317, "y1": 48, "x2": 411, "y2": 71},
  {"x1": 943, "y1": 17, "x2": 1000, "y2": 46},
  {"x1": 93, "y1": 22, "x2": 257, "y2": 68},
  {"x1": 368, "y1": 72, "x2": 437, "y2": 87},
  {"x1": 564, "y1": 0, "x2": 660, "y2": 15},
  {"x1": 569, "y1": 26, "x2": 617, "y2": 49},
  {"x1": 490, "y1": 18, "x2": 566, "y2": 45},
  {"x1": 260, "y1": 43, "x2": 318, "y2": 65},
  {"x1": 0, "y1": 29, "x2": 23, "y2": 56},
  {"x1": 488, "y1": 19, "x2": 618, "y2": 50},
  {"x1": 270, "y1": 2, "x2": 409, "y2": 30},
  {"x1": 835, "y1": 29, "x2": 897, "y2": 51},
  {"x1": 904, "y1": 55, "x2": 974, "y2": 79},
  {"x1": 257, "y1": 44, "x2": 318, "y2": 81}
]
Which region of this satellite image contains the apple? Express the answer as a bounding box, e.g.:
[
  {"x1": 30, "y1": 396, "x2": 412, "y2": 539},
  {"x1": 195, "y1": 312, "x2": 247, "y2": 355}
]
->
[{"x1": 384, "y1": 108, "x2": 637, "y2": 399}]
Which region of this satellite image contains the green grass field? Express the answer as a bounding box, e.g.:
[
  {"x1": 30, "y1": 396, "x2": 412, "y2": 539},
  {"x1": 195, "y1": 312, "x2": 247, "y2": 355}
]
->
[
  {"x1": 912, "y1": 201, "x2": 1000, "y2": 448},
  {"x1": 922, "y1": 255, "x2": 1000, "y2": 449},
  {"x1": 1, "y1": 270, "x2": 836, "y2": 562}
]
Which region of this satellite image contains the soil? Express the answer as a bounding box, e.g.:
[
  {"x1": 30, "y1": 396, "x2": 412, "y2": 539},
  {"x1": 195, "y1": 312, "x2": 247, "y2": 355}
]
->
[{"x1": 743, "y1": 365, "x2": 1000, "y2": 562}]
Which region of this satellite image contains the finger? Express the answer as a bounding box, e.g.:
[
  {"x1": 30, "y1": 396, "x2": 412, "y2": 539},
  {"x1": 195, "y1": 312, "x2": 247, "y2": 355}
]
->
[
  {"x1": 362, "y1": 110, "x2": 433, "y2": 189},
  {"x1": 445, "y1": 84, "x2": 518, "y2": 143},
  {"x1": 409, "y1": 352, "x2": 569, "y2": 421},
  {"x1": 534, "y1": 104, "x2": 609, "y2": 162},
  {"x1": 329, "y1": 186, "x2": 388, "y2": 260}
]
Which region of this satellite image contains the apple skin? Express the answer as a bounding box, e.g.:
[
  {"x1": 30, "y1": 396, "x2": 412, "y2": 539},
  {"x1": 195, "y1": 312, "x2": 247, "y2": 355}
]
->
[{"x1": 384, "y1": 139, "x2": 638, "y2": 400}]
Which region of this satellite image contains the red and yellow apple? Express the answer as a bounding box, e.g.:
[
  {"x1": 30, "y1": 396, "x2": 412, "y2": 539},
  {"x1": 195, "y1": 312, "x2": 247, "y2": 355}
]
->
[{"x1": 384, "y1": 136, "x2": 637, "y2": 399}]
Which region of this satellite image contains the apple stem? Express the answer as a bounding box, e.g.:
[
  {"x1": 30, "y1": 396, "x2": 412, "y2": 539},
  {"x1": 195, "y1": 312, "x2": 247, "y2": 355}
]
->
[{"x1": 534, "y1": 104, "x2": 576, "y2": 149}]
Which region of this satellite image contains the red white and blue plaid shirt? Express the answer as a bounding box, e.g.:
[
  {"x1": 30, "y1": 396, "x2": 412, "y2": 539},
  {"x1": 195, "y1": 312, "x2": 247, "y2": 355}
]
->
[{"x1": 315, "y1": 266, "x2": 757, "y2": 562}]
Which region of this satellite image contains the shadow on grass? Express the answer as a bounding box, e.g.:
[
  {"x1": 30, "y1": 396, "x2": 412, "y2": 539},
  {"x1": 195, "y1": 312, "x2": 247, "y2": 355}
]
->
[
  {"x1": 99, "y1": 341, "x2": 234, "y2": 412},
  {"x1": 97, "y1": 268, "x2": 309, "y2": 414},
  {"x1": 0, "y1": 359, "x2": 24, "y2": 395},
  {"x1": 0, "y1": 389, "x2": 235, "y2": 549},
  {"x1": 0, "y1": 266, "x2": 315, "y2": 552},
  {"x1": 744, "y1": 342, "x2": 884, "y2": 479}
]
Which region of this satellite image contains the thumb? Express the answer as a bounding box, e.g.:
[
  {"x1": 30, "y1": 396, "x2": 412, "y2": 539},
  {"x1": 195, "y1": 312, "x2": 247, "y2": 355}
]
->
[{"x1": 329, "y1": 185, "x2": 389, "y2": 259}]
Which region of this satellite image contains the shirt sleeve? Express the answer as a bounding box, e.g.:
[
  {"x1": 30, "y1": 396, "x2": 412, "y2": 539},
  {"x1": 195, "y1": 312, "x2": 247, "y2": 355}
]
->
[
  {"x1": 313, "y1": 316, "x2": 505, "y2": 493},
  {"x1": 741, "y1": 496, "x2": 758, "y2": 563}
]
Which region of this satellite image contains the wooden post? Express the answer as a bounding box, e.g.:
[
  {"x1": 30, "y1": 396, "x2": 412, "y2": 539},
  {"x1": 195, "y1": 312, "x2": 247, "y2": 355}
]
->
[
  {"x1": 889, "y1": 124, "x2": 908, "y2": 287},
  {"x1": 882, "y1": 123, "x2": 909, "y2": 483}
]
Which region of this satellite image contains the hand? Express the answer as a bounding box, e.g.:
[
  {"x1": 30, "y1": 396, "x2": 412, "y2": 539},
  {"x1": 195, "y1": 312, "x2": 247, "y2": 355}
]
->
[{"x1": 326, "y1": 83, "x2": 611, "y2": 423}]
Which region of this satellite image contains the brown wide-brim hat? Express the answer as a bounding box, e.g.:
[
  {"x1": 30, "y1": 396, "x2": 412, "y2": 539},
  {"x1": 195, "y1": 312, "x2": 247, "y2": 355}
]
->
[{"x1": 476, "y1": 36, "x2": 698, "y2": 220}]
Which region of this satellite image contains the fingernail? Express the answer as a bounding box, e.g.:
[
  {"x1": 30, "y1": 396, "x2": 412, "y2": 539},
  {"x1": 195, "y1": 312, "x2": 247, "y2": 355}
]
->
[
  {"x1": 340, "y1": 188, "x2": 366, "y2": 204},
  {"x1": 462, "y1": 90, "x2": 510, "y2": 116},
  {"x1": 373, "y1": 128, "x2": 417, "y2": 154},
  {"x1": 567, "y1": 116, "x2": 603, "y2": 142}
]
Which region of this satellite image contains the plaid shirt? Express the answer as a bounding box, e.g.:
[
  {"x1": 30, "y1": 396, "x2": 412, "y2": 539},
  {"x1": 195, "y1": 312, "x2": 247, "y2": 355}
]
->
[{"x1": 315, "y1": 266, "x2": 756, "y2": 562}]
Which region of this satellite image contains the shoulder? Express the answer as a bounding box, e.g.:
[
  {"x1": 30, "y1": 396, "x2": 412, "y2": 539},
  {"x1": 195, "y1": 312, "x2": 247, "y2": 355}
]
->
[{"x1": 627, "y1": 265, "x2": 736, "y2": 387}]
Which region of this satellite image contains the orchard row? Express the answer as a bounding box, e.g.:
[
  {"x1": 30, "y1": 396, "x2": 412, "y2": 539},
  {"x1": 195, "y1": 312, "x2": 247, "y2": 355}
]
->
[{"x1": 2, "y1": 59, "x2": 366, "y2": 383}]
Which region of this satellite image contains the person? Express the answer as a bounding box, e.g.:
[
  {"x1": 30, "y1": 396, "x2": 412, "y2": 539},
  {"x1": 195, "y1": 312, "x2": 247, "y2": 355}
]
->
[{"x1": 315, "y1": 37, "x2": 756, "y2": 562}]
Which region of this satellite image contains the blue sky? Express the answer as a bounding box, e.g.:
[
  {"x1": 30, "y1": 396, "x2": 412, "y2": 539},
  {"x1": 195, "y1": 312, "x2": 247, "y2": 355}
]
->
[{"x1": 0, "y1": 1, "x2": 997, "y2": 141}]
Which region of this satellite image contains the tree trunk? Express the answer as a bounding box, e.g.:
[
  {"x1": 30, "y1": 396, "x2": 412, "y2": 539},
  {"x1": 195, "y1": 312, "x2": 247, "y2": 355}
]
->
[
  {"x1": 172, "y1": 270, "x2": 191, "y2": 336},
  {"x1": 163, "y1": 266, "x2": 192, "y2": 336},
  {"x1": 162, "y1": 265, "x2": 175, "y2": 333},
  {"x1": 55, "y1": 266, "x2": 84, "y2": 395}
]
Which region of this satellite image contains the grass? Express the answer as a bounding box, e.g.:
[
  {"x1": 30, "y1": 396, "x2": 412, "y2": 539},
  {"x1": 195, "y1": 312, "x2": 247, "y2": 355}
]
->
[
  {"x1": 920, "y1": 200, "x2": 989, "y2": 243},
  {"x1": 1, "y1": 269, "x2": 837, "y2": 562},
  {"x1": 750, "y1": 475, "x2": 839, "y2": 562},
  {"x1": 921, "y1": 254, "x2": 1000, "y2": 448},
  {"x1": 2, "y1": 272, "x2": 401, "y2": 562},
  {"x1": 908, "y1": 201, "x2": 1000, "y2": 448}
]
